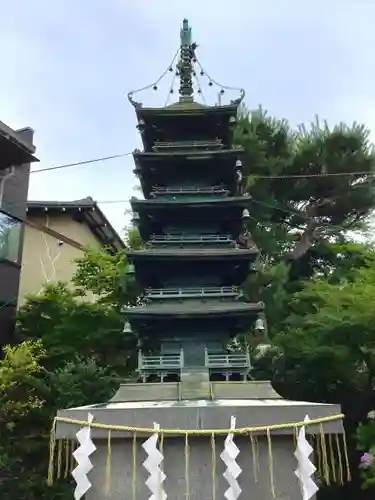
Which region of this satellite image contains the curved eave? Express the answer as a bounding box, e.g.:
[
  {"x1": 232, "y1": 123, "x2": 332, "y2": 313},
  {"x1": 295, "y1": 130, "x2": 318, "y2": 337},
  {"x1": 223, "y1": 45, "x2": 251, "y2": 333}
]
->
[
  {"x1": 131, "y1": 196, "x2": 251, "y2": 211},
  {"x1": 127, "y1": 248, "x2": 258, "y2": 261},
  {"x1": 127, "y1": 301, "x2": 264, "y2": 319},
  {"x1": 135, "y1": 103, "x2": 239, "y2": 119}
]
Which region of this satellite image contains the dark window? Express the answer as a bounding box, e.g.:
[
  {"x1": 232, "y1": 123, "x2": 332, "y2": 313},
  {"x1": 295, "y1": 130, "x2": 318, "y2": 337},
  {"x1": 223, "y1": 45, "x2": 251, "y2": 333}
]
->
[{"x1": 0, "y1": 211, "x2": 22, "y2": 263}]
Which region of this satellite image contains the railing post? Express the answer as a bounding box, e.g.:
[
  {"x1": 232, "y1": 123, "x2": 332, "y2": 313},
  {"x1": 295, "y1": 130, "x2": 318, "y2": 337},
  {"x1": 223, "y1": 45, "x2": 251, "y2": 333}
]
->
[
  {"x1": 180, "y1": 348, "x2": 184, "y2": 368},
  {"x1": 138, "y1": 349, "x2": 142, "y2": 369},
  {"x1": 245, "y1": 344, "x2": 250, "y2": 366}
]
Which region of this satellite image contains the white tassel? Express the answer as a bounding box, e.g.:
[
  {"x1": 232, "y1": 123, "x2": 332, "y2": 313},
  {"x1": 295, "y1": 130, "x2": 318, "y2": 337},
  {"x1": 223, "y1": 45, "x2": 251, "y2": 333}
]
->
[
  {"x1": 221, "y1": 416, "x2": 242, "y2": 500},
  {"x1": 294, "y1": 415, "x2": 319, "y2": 500},
  {"x1": 142, "y1": 422, "x2": 166, "y2": 500},
  {"x1": 72, "y1": 413, "x2": 96, "y2": 500}
]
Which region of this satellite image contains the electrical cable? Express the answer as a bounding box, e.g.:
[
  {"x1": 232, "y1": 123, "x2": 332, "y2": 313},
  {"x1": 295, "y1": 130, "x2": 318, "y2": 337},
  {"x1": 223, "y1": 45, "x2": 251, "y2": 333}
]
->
[
  {"x1": 30, "y1": 152, "x2": 133, "y2": 174},
  {"x1": 29, "y1": 153, "x2": 375, "y2": 180}
]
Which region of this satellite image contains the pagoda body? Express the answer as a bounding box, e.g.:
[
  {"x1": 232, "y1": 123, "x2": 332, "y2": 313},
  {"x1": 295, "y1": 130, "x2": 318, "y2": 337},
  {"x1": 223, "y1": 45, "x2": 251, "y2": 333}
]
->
[{"x1": 127, "y1": 23, "x2": 264, "y2": 384}]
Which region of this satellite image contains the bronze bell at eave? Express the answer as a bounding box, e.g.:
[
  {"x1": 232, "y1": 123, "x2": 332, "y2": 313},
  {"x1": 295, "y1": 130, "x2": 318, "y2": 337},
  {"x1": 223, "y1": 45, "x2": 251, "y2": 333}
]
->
[
  {"x1": 123, "y1": 321, "x2": 132, "y2": 334},
  {"x1": 126, "y1": 263, "x2": 135, "y2": 275}
]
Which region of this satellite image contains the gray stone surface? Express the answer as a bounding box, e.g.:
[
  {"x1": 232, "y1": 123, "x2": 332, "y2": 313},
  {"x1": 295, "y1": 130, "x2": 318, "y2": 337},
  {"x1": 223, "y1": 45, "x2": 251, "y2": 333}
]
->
[
  {"x1": 110, "y1": 381, "x2": 282, "y2": 403},
  {"x1": 56, "y1": 397, "x2": 343, "y2": 439},
  {"x1": 85, "y1": 435, "x2": 307, "y2": 500}
]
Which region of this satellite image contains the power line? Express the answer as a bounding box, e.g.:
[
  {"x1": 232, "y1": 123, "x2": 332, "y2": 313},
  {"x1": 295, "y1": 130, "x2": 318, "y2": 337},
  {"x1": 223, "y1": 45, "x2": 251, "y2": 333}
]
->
[
  {"x1": 30, "y1": 152, "x2": 133, "y2": 174},
  {"x1": 30, "y1": 152, "x2": 375, "y2": 179}
]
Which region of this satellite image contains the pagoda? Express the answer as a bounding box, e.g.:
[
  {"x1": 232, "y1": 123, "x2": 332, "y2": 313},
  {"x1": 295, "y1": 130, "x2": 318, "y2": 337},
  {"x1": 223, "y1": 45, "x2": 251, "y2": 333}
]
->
[
  {"x1": 55, "y1": 21, "x2": 344, "y2": 500},
  {"x1": 126, "y1": 19, "x2": 265, "y2": 386}
]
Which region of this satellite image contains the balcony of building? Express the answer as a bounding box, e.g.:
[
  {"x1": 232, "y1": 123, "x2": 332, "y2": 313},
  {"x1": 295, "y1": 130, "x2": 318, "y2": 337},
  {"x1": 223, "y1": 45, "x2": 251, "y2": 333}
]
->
[
  {"x1": 144, "y1": 285, "x2": 240, "y2": 301},
  {"x1": 152, "y1": 138, "x2": 225, "y2": 152},
  {"x1": 147, "y1": 233, "x2": 236, "y2": 248},
  {"x1": 150, "y1": 185, "x2": 230, "y2": 200}
]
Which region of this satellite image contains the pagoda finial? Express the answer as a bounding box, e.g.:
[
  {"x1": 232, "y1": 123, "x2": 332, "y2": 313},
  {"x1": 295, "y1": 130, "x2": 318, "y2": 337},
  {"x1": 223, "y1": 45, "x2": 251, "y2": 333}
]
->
[
  {"x1": 177, "y1": 19, "x2": 195, "y2": 102},
  {"x1": 180, "y1": 18, "x2": 192, "y2": 46}
]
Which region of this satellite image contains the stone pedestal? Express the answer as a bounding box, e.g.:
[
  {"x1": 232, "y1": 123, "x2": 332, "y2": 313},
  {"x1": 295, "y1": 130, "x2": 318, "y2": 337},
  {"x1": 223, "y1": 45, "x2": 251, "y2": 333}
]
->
[{"x1": 55, "y1": 381, "x2": 343, "y2": 500}]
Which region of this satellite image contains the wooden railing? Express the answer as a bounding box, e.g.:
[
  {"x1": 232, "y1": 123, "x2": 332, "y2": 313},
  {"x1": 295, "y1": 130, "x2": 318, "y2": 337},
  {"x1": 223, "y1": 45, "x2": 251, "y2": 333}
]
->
[
  {"x1": 138, "y1": 348, "x2": 251, "y2": 373},
  {"x1": 145, "y1": 286, "x2": 239, "y2": 299},
  {"x1": 149, "y1": 234, "x2": 234, "y2": 244},
  {"x1": 205, "y1": 348, "x2": 251, "y2": 369},
  {"x1": 153, "y1": 139, "x2": 223, "y2": 151},
  {"x1": 138, "y1": 349, "x2": 184, "y2": 371},
  {"x1": 151, "y1": 186, "x2": 229, "y2": 196}
]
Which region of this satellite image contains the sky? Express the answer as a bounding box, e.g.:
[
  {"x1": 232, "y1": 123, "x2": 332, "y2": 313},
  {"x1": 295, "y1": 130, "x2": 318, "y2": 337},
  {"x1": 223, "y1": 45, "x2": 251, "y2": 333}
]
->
[{"x1": 1, "y1": 0, "x2": 375, "y2": 235}]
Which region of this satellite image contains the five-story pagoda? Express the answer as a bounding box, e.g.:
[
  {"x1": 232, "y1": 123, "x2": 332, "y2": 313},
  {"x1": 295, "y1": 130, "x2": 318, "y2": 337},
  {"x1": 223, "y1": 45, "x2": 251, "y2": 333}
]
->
[
  {"x1": 126, "y1": 19, "x2": 265, "y2": 385},
  {"x1": 55, "y1": 22, "x2": 344, "y2": 500}
]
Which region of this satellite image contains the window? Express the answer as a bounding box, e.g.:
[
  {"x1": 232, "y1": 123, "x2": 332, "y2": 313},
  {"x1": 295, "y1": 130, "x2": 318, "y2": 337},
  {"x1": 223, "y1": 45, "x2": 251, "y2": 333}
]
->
[{"x1": 0, "y1": 211, "x2": 22, "y2": 263}]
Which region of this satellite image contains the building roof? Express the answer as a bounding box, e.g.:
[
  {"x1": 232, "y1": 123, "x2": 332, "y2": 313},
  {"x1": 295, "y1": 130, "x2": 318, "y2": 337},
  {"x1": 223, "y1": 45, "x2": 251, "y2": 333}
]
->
[
  {"x1": 26, "y1": 197, "x2": 125, "y2": 252},
  {"x1": 0, "y1": 121, "x2": 38, "y2": 167}
]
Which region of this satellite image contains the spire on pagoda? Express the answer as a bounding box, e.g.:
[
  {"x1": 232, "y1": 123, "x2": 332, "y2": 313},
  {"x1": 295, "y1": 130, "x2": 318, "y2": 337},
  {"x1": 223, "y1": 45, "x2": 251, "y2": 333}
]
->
[
  {"x1": 127, "y1": 18, "x2": 245, "y2": 109},
  {"x1": 177, "y1": 19, "x2": 196, "y2": 102}
]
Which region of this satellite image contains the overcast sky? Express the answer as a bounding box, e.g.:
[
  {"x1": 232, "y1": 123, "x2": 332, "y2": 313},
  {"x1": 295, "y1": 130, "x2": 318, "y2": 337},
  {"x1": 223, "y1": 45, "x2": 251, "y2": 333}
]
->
[{"x1": 1, "y1": 0, "x2": 375, "y2": 234}]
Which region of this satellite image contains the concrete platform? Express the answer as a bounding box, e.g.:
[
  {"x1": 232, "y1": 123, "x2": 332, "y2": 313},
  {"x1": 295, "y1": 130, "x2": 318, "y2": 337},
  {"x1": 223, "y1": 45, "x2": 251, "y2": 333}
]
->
[{"x1": 55, "y1": 381, "x2": 343, "y2": 500}]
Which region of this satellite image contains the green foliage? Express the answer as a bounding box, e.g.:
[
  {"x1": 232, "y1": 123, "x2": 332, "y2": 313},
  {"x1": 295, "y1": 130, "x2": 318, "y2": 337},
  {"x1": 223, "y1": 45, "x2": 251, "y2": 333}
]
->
[
  {"x1": 73, "y1": 247, "x2": 127, "y2": 305},
  {"x1": 0, "y1": 340, "x2": 44, "y2": 424},
  {"x1": 0, "y1": 355, "x2": 118, "y2": 500},
  {"x1": 356, "y1": 416, "x2": 375, "y2": 489},
  {"x1": 17, "y1": 282, "x2": 131, "y2": 372},
  {"x1": 0, "y1": 247, "x2": 136, "y2": 500},
  {"x1": 235, "y1": 107, "x2": 375, "y2": 280},
  {"x1": 125, "y1": 226, "x2": 144, "y2": 250},
  {"x1": 268, "y1": 257, "x2": 375, "y2": 398}
]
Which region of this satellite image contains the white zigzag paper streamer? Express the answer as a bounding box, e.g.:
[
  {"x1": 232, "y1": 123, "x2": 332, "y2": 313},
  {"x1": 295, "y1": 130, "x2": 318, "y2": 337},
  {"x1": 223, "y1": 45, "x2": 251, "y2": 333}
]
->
[
  {"x1": 220, "y1": 416, "x2": 242, "y2": 500},
  {"x1": 72, "y1": 413, "x2": 96, "y2": 500},
  {"x1": 294, "y1": 415, "x2": 319, "y2": 500},
  {"x1": 142, "y1": 422, "x2": 167, "y2": 500}
]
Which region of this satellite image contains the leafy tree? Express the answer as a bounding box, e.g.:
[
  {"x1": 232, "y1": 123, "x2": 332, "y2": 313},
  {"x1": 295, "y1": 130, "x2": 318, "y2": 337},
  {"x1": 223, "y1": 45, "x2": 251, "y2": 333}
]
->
[
  {"x1": 0, "y1": 247, "x2": 138, "y2": 499},
  {"x1": 125, "y1": 226, "x2": 144, "y2": 250},
  {"x1": 261, "y1": 255, "x2": 375, "y2": 400},
  {"x1": 235, "y1": 107, "x2": 375, "y2": 281},
  {"x1": 0, "y1": 341, "x2": 45, "y2": 495},
  {"x1": 0, "y1": 340, "x2": 44, "y2": 426},
  {"x1": 73, "y1": 247, "x2": 127, "y2": 305}
]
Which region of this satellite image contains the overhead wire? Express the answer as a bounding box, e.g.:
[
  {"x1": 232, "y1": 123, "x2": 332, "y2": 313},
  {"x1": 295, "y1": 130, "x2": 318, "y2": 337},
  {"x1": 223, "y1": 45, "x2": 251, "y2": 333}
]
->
[{"x1": 29, "y1": 153, "x2": 375, "y2": 180}]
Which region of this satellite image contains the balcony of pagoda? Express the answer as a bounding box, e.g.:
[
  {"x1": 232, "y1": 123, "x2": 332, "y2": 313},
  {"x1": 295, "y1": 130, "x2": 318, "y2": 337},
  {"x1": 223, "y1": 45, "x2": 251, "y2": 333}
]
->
[
  {"x1": 205, "y1": 347, "x2": 251, "y2": 381},
  {"x1": 133, "y1": 148, "x2": 244, "y2": 198},
  {"x1": 147, "y1": 233, "x2": 236, "y2": 248},
  {"x1": 150, "y1": 185, "x2": 230, "y2": 200},
  {"x1": 137, "y1": 349, "x2": 184, "y2": 382},
  {"x1": 131, "y1": 197, "x2": 252, "y2": 241},
  {"x1": 137, "y1": 347, "x2": 251, "y2": 382},
  {"x1": 152, "y1": 139, "x2": 224, "y2": 152},
  {"x1": 144, "y1": 286, "x2": 240, "y2": 301}
]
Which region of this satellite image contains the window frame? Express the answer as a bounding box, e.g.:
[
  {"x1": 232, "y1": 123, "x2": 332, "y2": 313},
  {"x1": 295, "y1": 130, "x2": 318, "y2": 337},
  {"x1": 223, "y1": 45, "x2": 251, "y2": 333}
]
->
[{"x1": 0, "y1": 208, "x2": 23, "y2": 265}]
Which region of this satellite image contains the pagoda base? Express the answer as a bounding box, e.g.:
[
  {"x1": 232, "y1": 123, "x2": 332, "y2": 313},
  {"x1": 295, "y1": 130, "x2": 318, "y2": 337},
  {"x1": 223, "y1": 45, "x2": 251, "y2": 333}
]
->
[{"x1": 55, "y1": 381, "x2": 343, "y2": 500}]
